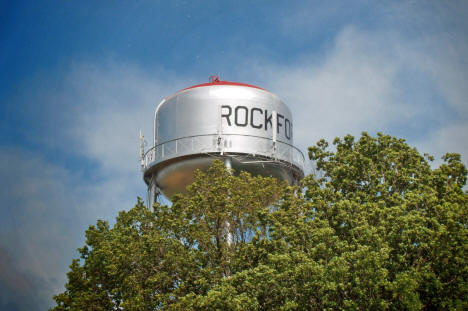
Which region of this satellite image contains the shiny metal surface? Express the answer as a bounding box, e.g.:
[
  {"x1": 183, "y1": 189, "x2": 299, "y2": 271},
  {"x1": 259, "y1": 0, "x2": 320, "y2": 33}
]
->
[
  {"x1": 156, "y1": 85, "x2": 293, "y2": 145},
  {"x1": 142, "y1": 82, "x2": 304, "y2": 203}
]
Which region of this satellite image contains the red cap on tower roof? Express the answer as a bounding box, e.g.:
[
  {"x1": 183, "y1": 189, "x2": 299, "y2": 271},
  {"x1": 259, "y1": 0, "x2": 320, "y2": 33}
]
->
[{"x1": 179, "y1": 76, "x2": 265, "y2": 93}]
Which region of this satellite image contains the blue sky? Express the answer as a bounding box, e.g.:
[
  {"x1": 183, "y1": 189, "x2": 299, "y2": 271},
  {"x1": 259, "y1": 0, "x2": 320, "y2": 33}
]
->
[{"x1": 1, "y1": 1, "x2": 467, "y2": 310}]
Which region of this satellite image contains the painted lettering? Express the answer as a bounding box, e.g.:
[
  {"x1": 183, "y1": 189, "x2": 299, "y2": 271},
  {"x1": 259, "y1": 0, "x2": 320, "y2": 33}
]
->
[
  {"x1": 250, "y1": 108, "x2": 263, "y2": 129},
  {"x1": 235, "y1": 106, "x2": 249, "y2": 127},
  {"x1": 221, "y1": 105, "x2": 292, "y2": 141},
  {"x1": 264, "y1": 110, "x2": 272, "y2": 131},
  {"x1": 221, "y1": 105, "x2": 232, "y2": 126},
  {"x1": 285, "y1": 118, "x2": 291, "y2": 140},
  {"x1": 277, "y1": 114, "x2": 284, "y2": 134}
]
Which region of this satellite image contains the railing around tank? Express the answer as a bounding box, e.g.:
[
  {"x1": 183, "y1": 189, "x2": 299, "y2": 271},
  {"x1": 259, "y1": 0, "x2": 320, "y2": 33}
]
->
[{"x1": 143, "y1": 134, "x2": 304, "y2": 171}]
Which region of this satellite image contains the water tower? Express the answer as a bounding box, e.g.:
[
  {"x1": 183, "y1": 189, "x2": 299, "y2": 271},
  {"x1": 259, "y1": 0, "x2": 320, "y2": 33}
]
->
[{"x1": 139, "y1": 76, "x2": 304, "y2": 206}]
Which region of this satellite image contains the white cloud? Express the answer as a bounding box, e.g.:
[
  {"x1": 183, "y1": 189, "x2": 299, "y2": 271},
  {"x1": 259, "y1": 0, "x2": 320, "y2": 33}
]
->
[
  {"x1": 62, "y1": 62, "x2": 186, "y2": 174},
  {"x1": 0, "y1": 148, "x2": 86, "y2": 309},
  {"x1": 251, "y1": 27, "x2": 404, "y2": 151},
  {"x1": 247, "y1": 22, "x2": 467, "y2": 169},
  {"x1": 420, "y1": 122, "x2": 468, "y2": 164},
  {"x1": 407, "y1": 43, "x2": 468, "y2": 168}
]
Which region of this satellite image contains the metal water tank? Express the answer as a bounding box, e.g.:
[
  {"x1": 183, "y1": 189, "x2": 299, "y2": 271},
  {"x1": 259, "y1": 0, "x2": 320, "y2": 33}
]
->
[{"x1": 139, "y1": 77, "x2": 304, "y2": 205}]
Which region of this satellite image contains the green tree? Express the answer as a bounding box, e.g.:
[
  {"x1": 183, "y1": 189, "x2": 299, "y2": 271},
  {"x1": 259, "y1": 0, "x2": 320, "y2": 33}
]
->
[{"x1": 52, "y1": 133, "x2": 467, "y2": 310}]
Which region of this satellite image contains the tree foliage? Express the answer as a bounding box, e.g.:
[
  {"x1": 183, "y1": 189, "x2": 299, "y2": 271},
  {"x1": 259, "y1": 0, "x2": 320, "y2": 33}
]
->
[{"x1": 52, "y1": 133, "x2": 467, "y2": 310}]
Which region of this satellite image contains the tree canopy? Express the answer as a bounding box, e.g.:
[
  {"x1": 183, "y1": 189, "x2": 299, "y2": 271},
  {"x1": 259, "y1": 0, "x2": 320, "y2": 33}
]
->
[{"x1": 52, "y1": 133, "x2": 467, "y2": 310}]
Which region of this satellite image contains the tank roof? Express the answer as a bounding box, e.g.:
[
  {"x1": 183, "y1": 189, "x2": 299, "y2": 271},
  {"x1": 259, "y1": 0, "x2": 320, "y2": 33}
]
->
[
  {"x1": 181, "y1": 80, "x2": 265, "y2": 91},
  {"x1": 163, "y1": 77, "x2": 268, "y2": 101},
  {"x1": 177, "y1": 77, "x2": 266, "y2": 93}
]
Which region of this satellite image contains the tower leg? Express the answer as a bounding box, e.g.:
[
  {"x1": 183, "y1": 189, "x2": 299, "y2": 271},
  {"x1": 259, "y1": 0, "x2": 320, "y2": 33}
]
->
[
  {"x1": 147, "y1": 177, "x2": 160, "y2": 209},
  {"x1": 223, "y1": 156, "x2": 233, "y2": 247},
  {"x1": 223, "y1": 156, "x2": 233, "y2": 277}
]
